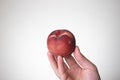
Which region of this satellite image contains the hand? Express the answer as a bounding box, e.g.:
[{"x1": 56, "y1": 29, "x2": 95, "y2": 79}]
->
[{"x1": 47, "y1": 46, "x2": 101, "y2": 80}]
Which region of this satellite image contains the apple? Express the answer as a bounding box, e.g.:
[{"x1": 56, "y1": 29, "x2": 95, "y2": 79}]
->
[{"x1": 47, "y1": 29, "x2": 76, "y2": 57}]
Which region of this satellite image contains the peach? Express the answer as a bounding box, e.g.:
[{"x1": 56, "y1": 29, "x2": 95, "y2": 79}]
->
[{"x1": 47, "y1": 29, "x2": 76, "y2": 57}]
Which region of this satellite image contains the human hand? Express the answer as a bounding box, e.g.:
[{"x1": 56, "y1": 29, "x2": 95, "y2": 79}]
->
[{"x1": 47, "y1": 46, "x2": 101, "y2": 80}]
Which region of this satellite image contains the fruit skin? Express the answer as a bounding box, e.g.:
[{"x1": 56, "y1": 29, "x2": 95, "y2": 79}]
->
[{"x1": 47, "y1": 29, "x2": 76, "y2": 57}]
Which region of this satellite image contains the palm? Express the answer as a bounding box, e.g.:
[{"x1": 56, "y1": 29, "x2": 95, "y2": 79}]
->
[
  {"x1": 62, "y1": 67, "x2": 81, "y2": 80},
  {"x1": 64, "y1": 68, "x2": 100, "y2": 80}
]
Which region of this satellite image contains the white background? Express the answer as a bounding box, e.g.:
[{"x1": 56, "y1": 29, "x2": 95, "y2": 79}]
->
[{"x1": 0, "y1": 0, "x2": 120, "y2": 80}]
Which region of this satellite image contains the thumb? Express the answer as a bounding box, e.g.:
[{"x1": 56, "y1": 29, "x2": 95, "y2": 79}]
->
[{"x1": 73, "y1": 46, "x2": 95, "y2": 69}]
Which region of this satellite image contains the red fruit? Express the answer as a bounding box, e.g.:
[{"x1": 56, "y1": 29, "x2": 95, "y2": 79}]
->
[{"x1": 47, "y1": 29, "x2": 76, "y2": 57}]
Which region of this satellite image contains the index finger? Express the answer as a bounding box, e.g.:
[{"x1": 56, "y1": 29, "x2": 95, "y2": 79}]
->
[{"x1": 47, "y1": 52, "x2": 58, "y2": 73}]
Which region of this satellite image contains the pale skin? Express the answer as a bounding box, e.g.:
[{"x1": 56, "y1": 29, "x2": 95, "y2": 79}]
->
[{"x1": 47, "y1": 46, "x2": 101, "y2": 80}]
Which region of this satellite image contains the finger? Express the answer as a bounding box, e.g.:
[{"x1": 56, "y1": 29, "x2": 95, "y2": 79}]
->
[
  {"x1": 65, "y1": 55, "x2": 80, "y2": 69},
  {"x1": 62, "y1": 58, "x2": 69, "y2": 70},
  {"x1": 73, "y1": 46, "x2": 94, "y2": 69},
  {"x1": 58, "y1": 56, "x2": 67, "y2": 74},
  {"x1": 47, "y1": 52, "x2": 58, "y2": 73}
]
